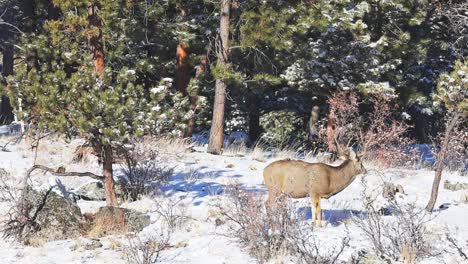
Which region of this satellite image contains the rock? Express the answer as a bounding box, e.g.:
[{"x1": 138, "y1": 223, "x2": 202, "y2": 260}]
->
[
  {"x1": 20, "y1": 187, "x2": 84, "y2": 244},
  {"x1": 383, "y1": 182, "x2": 405, "y2": 200},
  {"x1": 0, "y1": 125, "x2": 9, "y2": 136},
  {"x1": 74, "y1": 181, "x2": 124, "y2": 201},
  {"x1": 215, "y1": 218, "x2": 224, "y2": 226},
  {"x1": 444, "y1": 180, "x2": 468, "y2": 191},
  {"x1": 0, "y1": 123, "x2": 24, "y2": 136},
  {"x1": 84, "y1": 239, "x2": 103, "y2": 250}
]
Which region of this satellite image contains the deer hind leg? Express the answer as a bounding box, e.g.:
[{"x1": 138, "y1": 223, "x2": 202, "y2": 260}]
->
[
  {"x1": 310, "y1": 193, "x2": 321, "y2": 227},
  {"x1": 266, "y1": 188, "x2": 277, "y2": 209},
  {"x1": 316, "y1": 196, "x2": 323, "y2": 227}
]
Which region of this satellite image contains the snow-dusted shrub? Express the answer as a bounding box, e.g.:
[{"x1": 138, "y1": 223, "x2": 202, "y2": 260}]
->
[
  {"x1": 124, "y1": 231, "x2": 171, "y2": 264},
  {"x1": 217, "y1": 185, "x2": 349, "y2": 263},
  {"x1": 120, "y1": 139, "x2": 174, "y2": 201},
  {"x1": 353, "y1": 182, "x2": 440, "y2": 263},
  {"x1": 445, "y1": 228, "x2": 468, "y2": 262},
  {"x1": 153, "y1": 196, "x2": 188, "y2": 231},
  {"x1": 260, "y1": 110, "x2": 306, "y2": 148},
  {"x1": 216, "y1": 185, "x2": 294, "y2": 263}
]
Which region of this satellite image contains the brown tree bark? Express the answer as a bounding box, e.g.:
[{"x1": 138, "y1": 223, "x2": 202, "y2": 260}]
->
[
  {"x1": 426, "y1": 111, "x2": 461, "y2": 212},
  {"x1": 208, "y1": 0, "x2": 230, "y2": 155},
  {"x1": 87, "y1": 4, "x2": 104, "y2": 77},
  {"x1": 1, "y1": 43, "x2": 14, "y2": 125},
  {"x1": 176, "y1": 42, "x2": 190, "y2": 95},
  {"x1": 102, "y1": 144, "x2": 118, "y2": 207}
]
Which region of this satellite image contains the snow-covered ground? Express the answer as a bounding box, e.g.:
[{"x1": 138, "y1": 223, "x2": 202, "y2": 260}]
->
[{"x1": 0, "y1": 136, "x2": 467, "y2": 264}]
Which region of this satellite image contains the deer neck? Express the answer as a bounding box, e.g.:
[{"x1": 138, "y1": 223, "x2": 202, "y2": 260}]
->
[{"x1": 327, "y1": 160, "x2": 359, "y2": 196}]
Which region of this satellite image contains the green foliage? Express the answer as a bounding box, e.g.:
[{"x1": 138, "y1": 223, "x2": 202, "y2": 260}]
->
[
  {"x1": 2, "y1": 0, "x2": 463, "y2": 145},
  {"x1": 11, "y1": 0, "x2": 190, "y2": 146},
  {"x1": 435, "y1": 60, "x2": 468, "y2": 114},
  {"x1": 260, "y1": 110, "x2": 305, "y2": 146},
  {"x1": 211, "y1": 63, "x2": 244, "y2": 85}
]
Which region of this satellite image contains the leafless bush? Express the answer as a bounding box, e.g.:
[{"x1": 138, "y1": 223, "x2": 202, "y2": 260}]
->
[
  {"x1": 321, "y1": 90, "x2": 412, "y2": 167},
  {"x1": 288, "y1": 224, "x2": 350, "y2": 264},
  {"x1": 153, "y1": 197, "x2": 188, "y2": 231},
  {"x1": 124, "y1": 230, "x2": 171, "y2": 264},
  {"x1": 437, "y1": 116, "x2": 467, "y2": 171},
  {"x1": 445, "y1": 227, "x2": 468, "y2": 262},
  {"x1": 353, "y1": 180, "x2": 440, "y2": 263},
  {"x1": 0, "y1": 169, "x2": 35, "y2": 242},
  {"x1": 216, "y1": 184, "x2": 349, "y2": 263},
  {"x1": 120, "y1": 140, "x2": 174, "y2": 201}
]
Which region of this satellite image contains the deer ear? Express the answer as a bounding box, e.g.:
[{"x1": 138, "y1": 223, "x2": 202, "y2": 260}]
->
[{"x1": 349, "y1": 148, "x2": 357, "y2": 161}]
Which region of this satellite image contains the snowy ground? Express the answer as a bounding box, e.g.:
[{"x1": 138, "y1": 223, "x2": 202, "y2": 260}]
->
[{"x1": 0, "y1": 136, "x2": 467, "y2": 264}]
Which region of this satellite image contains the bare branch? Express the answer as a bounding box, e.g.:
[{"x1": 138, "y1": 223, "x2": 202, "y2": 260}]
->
[{"x1": 23, "y1": 165, "x2": 104, "y2": 189}]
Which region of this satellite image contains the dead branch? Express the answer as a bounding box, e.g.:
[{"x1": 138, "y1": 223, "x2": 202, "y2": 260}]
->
[{"x1": 23, "y1": 165, "x2": 104, "y2": 188}]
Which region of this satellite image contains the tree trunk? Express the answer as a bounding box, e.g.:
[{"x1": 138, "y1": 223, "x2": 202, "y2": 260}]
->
[
  {"x1": 185, "y1": 55, "x2": 207, "y2": 138},
  {"x1": 326, "y1": 111, "x2": 336, "y2": 153},
  {"x1": 308, "y1": 105, "x2": 320, "y2": 152},
  {"x1": 176, "y1": 42, "x2": 190, "y2": 96},
  {"x1": 88, "y1": 4, "x2": 104, "y2": 77},
  {"x1": 102, "y1": 144, "x2": 118, "y2": 207},
  {"x1": 248, "y1": 94, "x2": 261, "y2": 143},
  {"x1": 208, "y1": 0, "x2": 230, "y2": 155},
  {"x1": 309, "y1": 105, "x2": 320, "y2": 141},
  {"x1": 425, "y1": 111, "x2": 461, "y2": 212},
  {"x1": 1, "y1": 43, "x2": 15, "y2": 125}
]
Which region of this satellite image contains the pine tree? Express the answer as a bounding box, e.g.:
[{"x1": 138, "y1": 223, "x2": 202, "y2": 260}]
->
[{"x1": 10, "y1": 0, "x2": 190, "y2": 206}]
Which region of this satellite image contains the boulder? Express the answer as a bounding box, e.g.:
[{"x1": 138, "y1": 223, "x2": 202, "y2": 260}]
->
[
  {"x1": 74, "y1": 181, "x2": 124, "y2": 201},
  {"x1": 20, "y1": 187, "x2": 84, "y2": 244}
]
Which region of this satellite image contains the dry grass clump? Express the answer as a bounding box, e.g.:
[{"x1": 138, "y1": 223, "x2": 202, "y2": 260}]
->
[{"x1": 86, "y1": 208, "x2": 129, "y2": 238}]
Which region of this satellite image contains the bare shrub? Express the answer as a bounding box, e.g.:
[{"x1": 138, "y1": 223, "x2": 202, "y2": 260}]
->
[
  {"x1": 353, "y1": 180, "x2": 439, "y2": 263},
  {"x1": 321, "y1": 90, "x2": 411, "y2": 167},
  {"x1": 120, "y1": 139, "x2": 174, "y2": 201},
  {"x1": 217, "y1": 185, "x2": 294, "y2": 263},
  {"x1": 216, "y1": 184, "x2": 349, "y2": 263},
  {"x1": 0, "y1": 170, "x2": 38, "y2": 242},
  {"x1": 153, "y1": 197, "x2": 188, "y2": 231},
  {"x1": 124, "y1": 231, "x2": 171, "y2": 264},
  {"x1": 445, "y1": 227, "x2": 468, "y2": 262},
  {"x1": 436, "y1": 114, "x2": 466, "y2": 171},
  {"x1": 288, "y1": 223, "x2": 350, "y2": 264}
]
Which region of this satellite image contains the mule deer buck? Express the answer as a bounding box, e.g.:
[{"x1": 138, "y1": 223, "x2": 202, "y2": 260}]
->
[{"x1": 263, "y1": 148, "x2": 366, "y2": 227}]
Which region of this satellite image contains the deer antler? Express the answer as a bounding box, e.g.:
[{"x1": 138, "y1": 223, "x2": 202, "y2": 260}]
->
[{"x1": 333, "y1": 132, "x2": 353, "y2": 158}]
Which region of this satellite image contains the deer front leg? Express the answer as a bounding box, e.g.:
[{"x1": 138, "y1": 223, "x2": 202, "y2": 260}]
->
[{"x1": 310, "y1": 193, "x2": 320, "y2": 227}]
